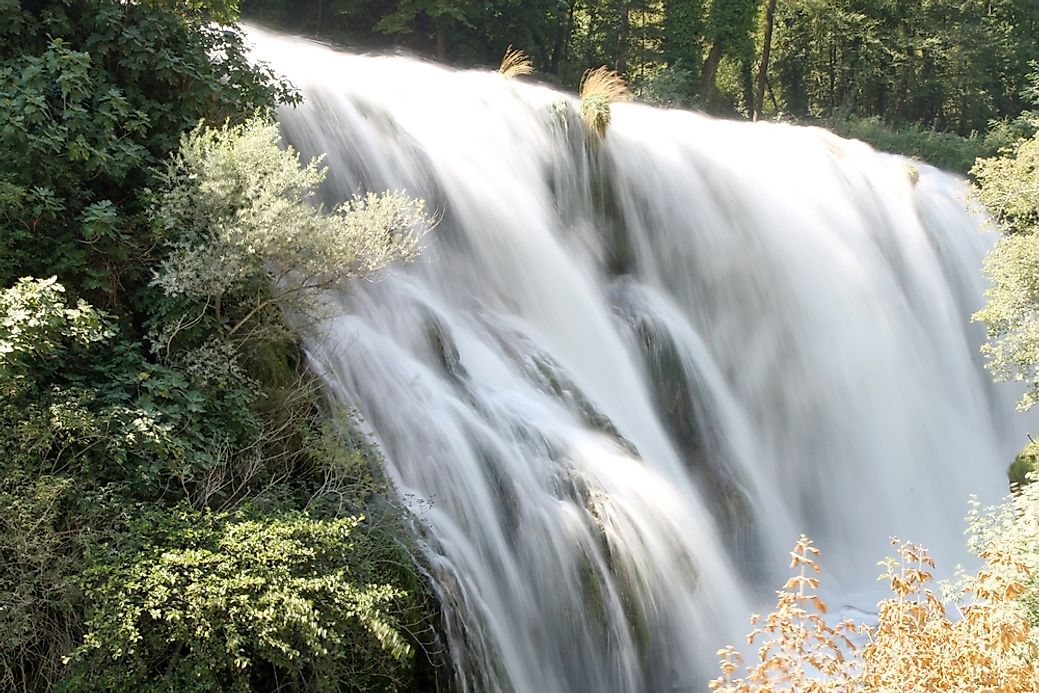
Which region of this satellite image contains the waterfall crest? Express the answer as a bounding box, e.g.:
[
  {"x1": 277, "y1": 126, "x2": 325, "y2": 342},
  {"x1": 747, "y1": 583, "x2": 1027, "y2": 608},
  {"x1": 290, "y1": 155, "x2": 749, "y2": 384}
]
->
[{"x1": 247, "y1": 27, "x2": 1034, "y2": 691}]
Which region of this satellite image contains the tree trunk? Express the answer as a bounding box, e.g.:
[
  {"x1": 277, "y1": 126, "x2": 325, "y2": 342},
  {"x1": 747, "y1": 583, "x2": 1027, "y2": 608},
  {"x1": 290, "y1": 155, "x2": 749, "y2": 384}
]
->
[
  {"x1": 616, "y1": 1, "x2": 630, "y2": 74},
  {"x1": 741, "y1": 58, "x2": 754, "y2": 116},
  {"x1": 753, "y1": 0, "x2": 778, "y2": 121},
  {"x1": 700, "y1": 38, "x2": 724, "y2": 102},
  {"x1": 828, "y1": 42, "x2": 836, "y2": 113},
  {"x1": 551, "y1": 0, "x2": 579, "y2": 72},
  {"x1": 435, "y1": 19, "x2": 447, "y2": 62}
]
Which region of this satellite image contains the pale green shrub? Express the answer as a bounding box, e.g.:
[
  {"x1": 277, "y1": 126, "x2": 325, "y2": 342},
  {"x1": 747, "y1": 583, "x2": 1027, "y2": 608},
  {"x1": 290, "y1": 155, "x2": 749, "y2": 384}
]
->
[{"x1": 151, "y1": 117, "x2": 429, "y2": 340}]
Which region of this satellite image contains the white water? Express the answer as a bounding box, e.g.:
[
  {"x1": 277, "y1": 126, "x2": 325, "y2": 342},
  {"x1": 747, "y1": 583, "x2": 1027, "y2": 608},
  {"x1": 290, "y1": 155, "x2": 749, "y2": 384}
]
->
[{"x1": 249, "y1": 28, "x2": 1035, "y2": 691}]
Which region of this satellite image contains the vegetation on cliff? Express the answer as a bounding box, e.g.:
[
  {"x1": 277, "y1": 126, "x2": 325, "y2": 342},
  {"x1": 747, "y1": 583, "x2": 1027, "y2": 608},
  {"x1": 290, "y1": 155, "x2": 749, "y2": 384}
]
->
[{"x1": 0, "y1": 1, "x2": 436, "y2": 690}]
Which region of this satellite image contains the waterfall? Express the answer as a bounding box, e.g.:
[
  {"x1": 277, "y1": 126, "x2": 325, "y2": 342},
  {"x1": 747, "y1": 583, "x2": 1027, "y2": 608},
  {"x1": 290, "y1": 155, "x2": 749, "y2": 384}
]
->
[{"x1": 247, "y1": 27, "x2": 1036, "y2": 692}]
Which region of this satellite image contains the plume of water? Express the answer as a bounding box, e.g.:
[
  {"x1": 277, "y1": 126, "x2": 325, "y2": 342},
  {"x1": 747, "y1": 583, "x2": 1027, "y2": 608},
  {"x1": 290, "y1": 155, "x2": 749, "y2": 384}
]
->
[{"x1": 247, "y1": 27, "x2": 1035, "y2": 691}]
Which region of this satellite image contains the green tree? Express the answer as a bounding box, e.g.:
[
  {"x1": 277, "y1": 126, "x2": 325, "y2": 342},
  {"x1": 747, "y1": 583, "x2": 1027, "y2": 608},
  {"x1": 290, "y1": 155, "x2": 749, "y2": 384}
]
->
[
  {"x1": 151, "y1": 118, "x2": 426, "y2": 345},
  {"x1": 240, "y1": 0, "x2": 1039, "y2": 132},
  {"x1": 762, "y1": 0, "x2": 1035, "y2": 133},
  {"x1": 374, "y1": 0, "x2": 473, "y2": 61},
  {"x1": 699, "y1": 0, "x2": 761, "y2": 102},
  {"x1": 662, "y1": 0, "x2": 706, "y2": 78},
  {"x1": 0, "y1": 0, "x2": 296, "y2": 310},
  {"x1": 972, "y1": 128, "x2": 1039, "y2": 409}
]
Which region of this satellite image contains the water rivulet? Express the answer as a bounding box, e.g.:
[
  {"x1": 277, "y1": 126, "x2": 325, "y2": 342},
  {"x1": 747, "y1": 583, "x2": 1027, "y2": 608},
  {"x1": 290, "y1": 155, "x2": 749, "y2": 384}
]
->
[{"x1": 248, "y1": 27, "x2": 1035, "y2": 692}]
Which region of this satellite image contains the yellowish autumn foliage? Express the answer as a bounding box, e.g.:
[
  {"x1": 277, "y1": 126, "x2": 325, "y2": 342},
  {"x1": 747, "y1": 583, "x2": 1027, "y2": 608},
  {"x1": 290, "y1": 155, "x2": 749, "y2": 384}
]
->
[
  {"x1": 710, "y1": 536, "x2": 858, "y2": 692},
  {"x1": 712, "y1": 525, "x2": 1039, "y2": 693},
  {"x1": 862, "y1": 539, "x2": 1037, "y2": 692}
]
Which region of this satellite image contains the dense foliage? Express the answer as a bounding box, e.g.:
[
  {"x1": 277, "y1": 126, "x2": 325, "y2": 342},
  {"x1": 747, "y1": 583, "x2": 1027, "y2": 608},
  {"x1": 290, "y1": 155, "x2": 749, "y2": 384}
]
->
[
  {"x1": 0, "y1": 2, "x2": 437, "y2": 691},
  {"x1": 0, "y1": 0, "x2": 296, "y2": 307},
  {"x1": 767, "y1": 0, "x2": 1038, "y2": 132},
  {"x1": 972, "y1": 122, "x2": 1039, "y2": 410},
  {"x1": 243, "y1": 0, "x2": 1038, "y2": 150},
  {"x1": 68, "y1": 506, "x2": 419, "y2": 692}
]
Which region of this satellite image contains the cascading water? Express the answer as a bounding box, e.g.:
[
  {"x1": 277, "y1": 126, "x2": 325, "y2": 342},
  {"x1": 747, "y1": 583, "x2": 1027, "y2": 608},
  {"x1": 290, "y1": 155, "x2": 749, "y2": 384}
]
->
[{"x1": 247, "y1": 27, "x2": 1036, "y2": 691}]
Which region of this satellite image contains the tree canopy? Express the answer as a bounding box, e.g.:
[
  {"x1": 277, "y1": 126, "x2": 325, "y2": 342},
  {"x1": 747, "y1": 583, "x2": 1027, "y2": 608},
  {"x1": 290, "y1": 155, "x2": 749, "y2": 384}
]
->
[{"x1": 243, "y1": 0, "x2": 1038, "y2": 134}]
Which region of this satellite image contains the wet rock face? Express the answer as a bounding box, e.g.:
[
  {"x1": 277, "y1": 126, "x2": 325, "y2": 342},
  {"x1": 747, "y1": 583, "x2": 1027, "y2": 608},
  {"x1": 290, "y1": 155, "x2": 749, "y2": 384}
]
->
[
  {"x1": 424, "y1": 313, "x2": 469, "y2": 384},
  {"x1": 610, "y1": 281, "x2": 760, "y2": 574}
]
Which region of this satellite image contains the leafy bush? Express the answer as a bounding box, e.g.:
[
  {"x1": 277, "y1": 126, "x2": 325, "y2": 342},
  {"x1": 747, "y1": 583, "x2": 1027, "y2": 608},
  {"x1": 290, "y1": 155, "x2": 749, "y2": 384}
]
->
[
  {"x1": 141, "y1": 116, "x2": 429, "y2": 511},
  {"x1": 65, "y1": 505, "x2": 423, "y2": 692},
  {"x1": 0, "y1": 274, "x2": 437, "y2": 690},
  {"x1": 636, "y1": 63, "x2": 698, "y2": 109},
  {"x1": 0, "y1": 277, "x2": 253, "y2": 498},
  {"x1": 0, "y1": 3, "x2": 440, "y2": 687},
  {"x1": 0, "y1": 277, "x2": 113, "y2": 377},
  {"x1": 150, "y1": 118, "x2": 427, "y2": 345},
  {"x1": 972, "y1": 132, "x2": 1039, "y2": 410},
  {"x1": 973, "y1": 131, "x2": 1039, "y2": 233},
  {"x1": 828, "y1": 117, "x2": 999, "y2": 174},
  {"x1": 0, "y1": 474, "x2": 126, "y2": 691},
  {"x1": 0, "y1": 0, "x2": 296, "y2": 306},
  {"x1": 1010, "y1": 441, "x2": 1039, "y2": 488}
]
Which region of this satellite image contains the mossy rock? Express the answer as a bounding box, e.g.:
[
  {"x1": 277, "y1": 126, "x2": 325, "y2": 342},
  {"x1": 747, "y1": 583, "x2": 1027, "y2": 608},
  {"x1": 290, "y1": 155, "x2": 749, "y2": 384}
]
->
[
  {"x1": 424, "y1": 312, "x2": 468, "y2": 383},
  {"x1": 610, "y1": 284, "x2": 762, "y2": 576},
  {"x1": 1009, "y1": 439, "x2": 1039, "y2": 488},
  {"x1": 590, "y1": 158, "x2": 635, "y2": 277},
  {"x1": 528, "y1": 355, "x2": 638, "y2": 456},
  {"x1": 580, "y1": 95, "x2": 612, "y2": 138},
  {"x1": 903, "y1": 162, "x2": 921, "y2": 186}
]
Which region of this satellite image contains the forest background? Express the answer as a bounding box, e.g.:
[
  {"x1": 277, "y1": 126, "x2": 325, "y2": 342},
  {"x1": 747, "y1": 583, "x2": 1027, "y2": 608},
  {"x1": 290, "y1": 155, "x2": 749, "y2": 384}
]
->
[{"x1": 245, "y1": 0, "x2": 1039, "y2": 172}]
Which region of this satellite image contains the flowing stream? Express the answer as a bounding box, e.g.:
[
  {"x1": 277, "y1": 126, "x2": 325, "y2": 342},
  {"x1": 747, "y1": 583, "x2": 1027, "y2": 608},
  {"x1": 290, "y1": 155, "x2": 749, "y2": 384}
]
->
[{"x1": 248, "y1": 27, "x2": 1035, "y2": 692}]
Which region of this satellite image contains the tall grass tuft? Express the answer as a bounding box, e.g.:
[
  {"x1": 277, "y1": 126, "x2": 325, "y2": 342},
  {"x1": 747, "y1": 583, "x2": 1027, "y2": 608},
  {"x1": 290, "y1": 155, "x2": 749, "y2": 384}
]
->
[
  {"x1": 498, "y1": 46, "x2": 533, "y2": 79},
  {"x1": 579, "y1": 66, "x2": 629, "y2": 138}
]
